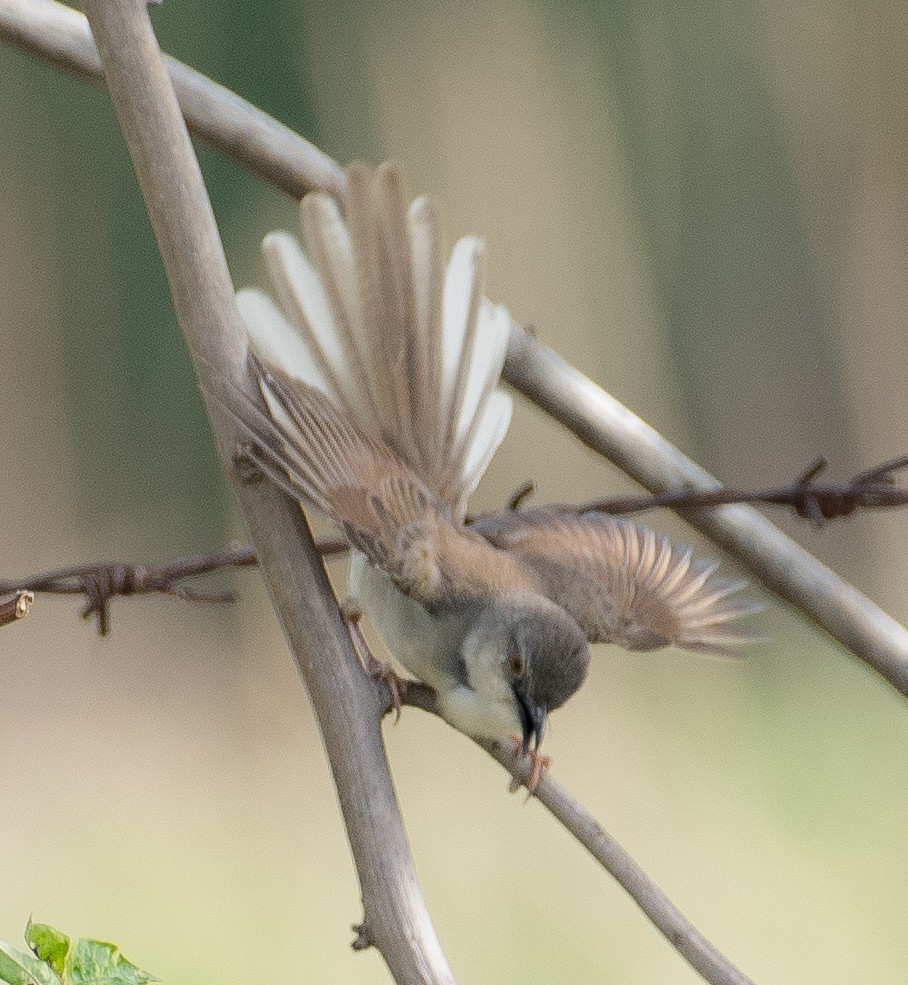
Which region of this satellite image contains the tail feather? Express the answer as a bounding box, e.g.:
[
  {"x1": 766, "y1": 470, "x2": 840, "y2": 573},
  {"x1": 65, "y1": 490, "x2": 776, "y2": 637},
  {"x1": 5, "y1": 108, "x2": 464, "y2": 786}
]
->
[
  {"x1": 260, "y1": 232, "x2": 353, "y2": 406},
  {"x1": 450, "y1": 298, "x2": 512, "y2": 466},
  {"x1": 237, "y1": 287, "x2": 332, "y2": 399},
  {"x1": 239, "y1": 161, "x2": 512, "y2": 518},
  {"x1": 348, "y1": 162, "x2": 421, "y2": 462},
  {"x1": 439, "y1": 236, "x2": 486, "y2": 459},
  {"x1": 408, "y1": 194, "x2": 445, "y2": 466},
  {"x1": 290, "y1": 196, "x2": 378, "y2": 425},
  {"x1": 461, "y1": 390, "x2": 514, "y2": 498}
]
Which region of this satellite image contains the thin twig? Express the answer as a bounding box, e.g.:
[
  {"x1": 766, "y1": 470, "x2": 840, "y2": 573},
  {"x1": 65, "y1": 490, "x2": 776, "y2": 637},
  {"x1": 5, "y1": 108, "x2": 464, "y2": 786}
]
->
[
  {"x1": 403, "y1": 684, "x2": 756, "y2": 985},
  {"x1": 75, "y1": 2, "x2": 454, "y2": 982}
]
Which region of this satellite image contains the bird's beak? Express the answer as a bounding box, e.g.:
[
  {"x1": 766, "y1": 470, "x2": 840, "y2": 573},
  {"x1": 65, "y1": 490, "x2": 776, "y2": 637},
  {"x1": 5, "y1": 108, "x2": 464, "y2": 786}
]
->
[{"x1": 515, "y1": 692, "x2": 547, "y2": 755}]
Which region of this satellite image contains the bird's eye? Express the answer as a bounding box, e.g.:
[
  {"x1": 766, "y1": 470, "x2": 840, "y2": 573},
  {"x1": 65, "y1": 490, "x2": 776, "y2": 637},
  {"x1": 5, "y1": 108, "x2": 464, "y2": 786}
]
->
[{"x1": 508, "y1": 649, "x2": 526, "y2": 679}]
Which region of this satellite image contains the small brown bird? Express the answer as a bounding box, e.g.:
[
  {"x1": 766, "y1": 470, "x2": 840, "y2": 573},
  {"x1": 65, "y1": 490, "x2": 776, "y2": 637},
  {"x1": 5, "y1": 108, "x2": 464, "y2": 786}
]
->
[{"x1": 237, "y1": 162, "x2": 761, "y2": 775}]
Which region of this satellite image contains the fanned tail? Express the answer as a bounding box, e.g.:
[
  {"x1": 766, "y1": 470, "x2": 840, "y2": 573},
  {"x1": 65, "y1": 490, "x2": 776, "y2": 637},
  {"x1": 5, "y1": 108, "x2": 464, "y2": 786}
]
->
[{"x1": 237, "y1": 161, "x2": 512, "y2": 517}]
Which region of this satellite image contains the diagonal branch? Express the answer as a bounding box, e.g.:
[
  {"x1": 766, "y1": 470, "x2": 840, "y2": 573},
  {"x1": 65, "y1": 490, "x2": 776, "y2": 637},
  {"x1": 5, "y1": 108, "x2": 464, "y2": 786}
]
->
[
  {"x1": 504, "y1": 333, "x2": 908, "y2": 698},
  {"x1": 74, "y1": 1, "x2": 454, "y2": 982},
  {"x1": 403, "y1": 684, "x2": 756, "y2": 985}
]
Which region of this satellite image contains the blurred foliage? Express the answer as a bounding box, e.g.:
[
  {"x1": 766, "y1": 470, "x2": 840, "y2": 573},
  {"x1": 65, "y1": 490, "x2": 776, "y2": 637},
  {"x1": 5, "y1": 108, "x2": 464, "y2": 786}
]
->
[
  {"x1": 0, "y1": 920, "x2": 155, "y2": 985},
  {"x1": 580, "y1": 5, "x2": 857, "y2": 473}
]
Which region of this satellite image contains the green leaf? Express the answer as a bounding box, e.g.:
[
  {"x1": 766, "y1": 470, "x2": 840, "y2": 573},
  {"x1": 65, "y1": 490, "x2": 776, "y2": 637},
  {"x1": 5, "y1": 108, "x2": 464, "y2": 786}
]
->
[
  {"x1": 63, "y1": 939, "x2": 156, "y2": 985},
  {"x1": 24, "y1": 923, "x2": 70, "y2": 978},
  {"x1": 0, "y1": 941, "x2": 63, "y2": 985},
  {"x1": 0, "y1": 925, "x2": 155, "y2": 985}
]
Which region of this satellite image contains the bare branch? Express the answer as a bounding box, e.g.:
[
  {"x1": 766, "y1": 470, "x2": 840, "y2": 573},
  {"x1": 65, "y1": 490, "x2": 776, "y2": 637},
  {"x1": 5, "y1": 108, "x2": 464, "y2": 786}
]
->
[{"x1": 75, "y1": 1, "x2": 453, "y2": 981}]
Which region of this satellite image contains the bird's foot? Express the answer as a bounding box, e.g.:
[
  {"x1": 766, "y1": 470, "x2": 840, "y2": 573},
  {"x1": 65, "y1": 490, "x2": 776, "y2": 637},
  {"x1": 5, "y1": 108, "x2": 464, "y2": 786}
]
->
[
  {"x1": 366, "y1": 657, "x2": 408, "y2": 722},
  {"x1": 505, "y1": 736, "x2": 551, "y2": 797},
  {"x1": 342, "y1": 600, "x2": 407, "y2": 722}
]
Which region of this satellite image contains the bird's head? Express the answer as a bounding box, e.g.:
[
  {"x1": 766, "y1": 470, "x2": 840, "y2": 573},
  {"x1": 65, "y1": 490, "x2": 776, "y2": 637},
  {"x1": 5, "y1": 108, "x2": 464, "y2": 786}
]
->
[{"x1": 454, "y1": 591, "x2": 591, "y2": 752}]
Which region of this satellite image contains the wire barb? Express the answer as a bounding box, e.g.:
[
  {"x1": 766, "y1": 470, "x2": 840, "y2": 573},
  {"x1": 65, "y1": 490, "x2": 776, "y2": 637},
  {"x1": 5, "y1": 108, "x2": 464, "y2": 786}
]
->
[
  {"x1": 0, "y1": 590, "x2": 35, "y2": 628},
  {"x1": 0, "y1": 544, "x2": 257, "y2": 636},
  {"x1": 567, "y1": 454, "x2": 908, "y2": 526},
  {"x1": 5, "y1": 454, "x2": 907, "y2": 635}
]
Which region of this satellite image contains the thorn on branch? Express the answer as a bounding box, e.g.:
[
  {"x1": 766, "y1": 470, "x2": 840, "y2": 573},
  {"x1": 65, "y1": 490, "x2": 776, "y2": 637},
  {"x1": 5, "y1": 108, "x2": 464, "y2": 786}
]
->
[
  {"x1": 506, "y1": 479, "x2": 536, "y2": 511},
  {"x1": 351, "y1": 922, "x2": 374, "y2": 951}
]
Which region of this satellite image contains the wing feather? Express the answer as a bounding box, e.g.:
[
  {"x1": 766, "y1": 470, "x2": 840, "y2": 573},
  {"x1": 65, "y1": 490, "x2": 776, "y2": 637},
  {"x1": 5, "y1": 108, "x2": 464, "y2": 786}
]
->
[
  {"x1": 471, "y1": 508, "x2": 763, "y2": 655},
  {"x1": 242, "y1": 353, "x2": 517, "y2": 609}
]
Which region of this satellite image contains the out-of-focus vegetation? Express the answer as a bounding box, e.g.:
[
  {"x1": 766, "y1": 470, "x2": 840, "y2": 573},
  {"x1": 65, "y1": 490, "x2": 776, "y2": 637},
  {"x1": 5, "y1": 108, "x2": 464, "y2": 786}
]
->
[
  {"x1": 0, "y1": 920, "x2": 156, "y2": 985},
  {"x1": 2, "y1": 2, "x2": 907, "y2": 983}
]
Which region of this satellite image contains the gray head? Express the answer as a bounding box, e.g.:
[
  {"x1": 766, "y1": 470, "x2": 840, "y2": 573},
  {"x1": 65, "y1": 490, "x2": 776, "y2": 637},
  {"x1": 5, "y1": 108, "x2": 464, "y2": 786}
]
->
[{"x1": 457, "y1": 590, "x2": 590, "y2": 753}]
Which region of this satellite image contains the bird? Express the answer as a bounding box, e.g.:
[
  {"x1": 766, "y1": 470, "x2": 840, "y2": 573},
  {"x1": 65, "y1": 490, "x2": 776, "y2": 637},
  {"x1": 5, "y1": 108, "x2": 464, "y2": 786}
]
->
[{"x1": 235, "y1": 161, "x2": 762, "y2": 786}]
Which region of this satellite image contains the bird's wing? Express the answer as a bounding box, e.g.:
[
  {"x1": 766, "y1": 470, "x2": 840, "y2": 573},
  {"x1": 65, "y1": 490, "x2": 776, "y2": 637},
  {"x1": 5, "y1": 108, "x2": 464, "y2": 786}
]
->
[
  {"x1": 470, "y1": 508, "x2": 763, "y2": 655},
  {"x1": 241, "y1": 354, "x2": 508, "y2": 609}
]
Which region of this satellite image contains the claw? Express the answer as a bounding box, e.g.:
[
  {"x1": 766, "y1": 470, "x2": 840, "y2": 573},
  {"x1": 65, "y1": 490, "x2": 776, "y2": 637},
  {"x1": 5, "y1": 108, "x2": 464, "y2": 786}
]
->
[{"x1": 506, "y1": 735, "x2": 551, "y2": 798}]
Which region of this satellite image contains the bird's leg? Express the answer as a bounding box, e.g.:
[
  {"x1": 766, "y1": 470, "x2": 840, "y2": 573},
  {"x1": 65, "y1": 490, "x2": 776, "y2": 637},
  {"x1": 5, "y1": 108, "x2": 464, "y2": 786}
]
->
[
  {"x1": 505, "y1": 736, "x2": 552, "y2": 797},
  {"x1": 341, "y1": 599, "x2": 407, "y2": 721}
]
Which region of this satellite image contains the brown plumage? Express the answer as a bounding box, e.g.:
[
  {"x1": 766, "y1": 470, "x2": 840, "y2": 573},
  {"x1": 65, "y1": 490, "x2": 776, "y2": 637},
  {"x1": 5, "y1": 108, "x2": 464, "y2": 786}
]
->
[
  {"x1": 237, "y1": 161, "x2": 763, "y2": 755},
  {"x1": 251, "y1": 353, "x2": 761, "y2": 655},
  {"x1": 470, "y1": 509, "x2": 762, "y2": 654}
]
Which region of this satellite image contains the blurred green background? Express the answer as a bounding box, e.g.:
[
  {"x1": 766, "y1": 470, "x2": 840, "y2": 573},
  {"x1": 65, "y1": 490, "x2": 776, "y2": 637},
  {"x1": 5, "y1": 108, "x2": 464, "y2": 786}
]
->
[{"x1": 2, "y1": 2, "x2": 908, "y2": 982}]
